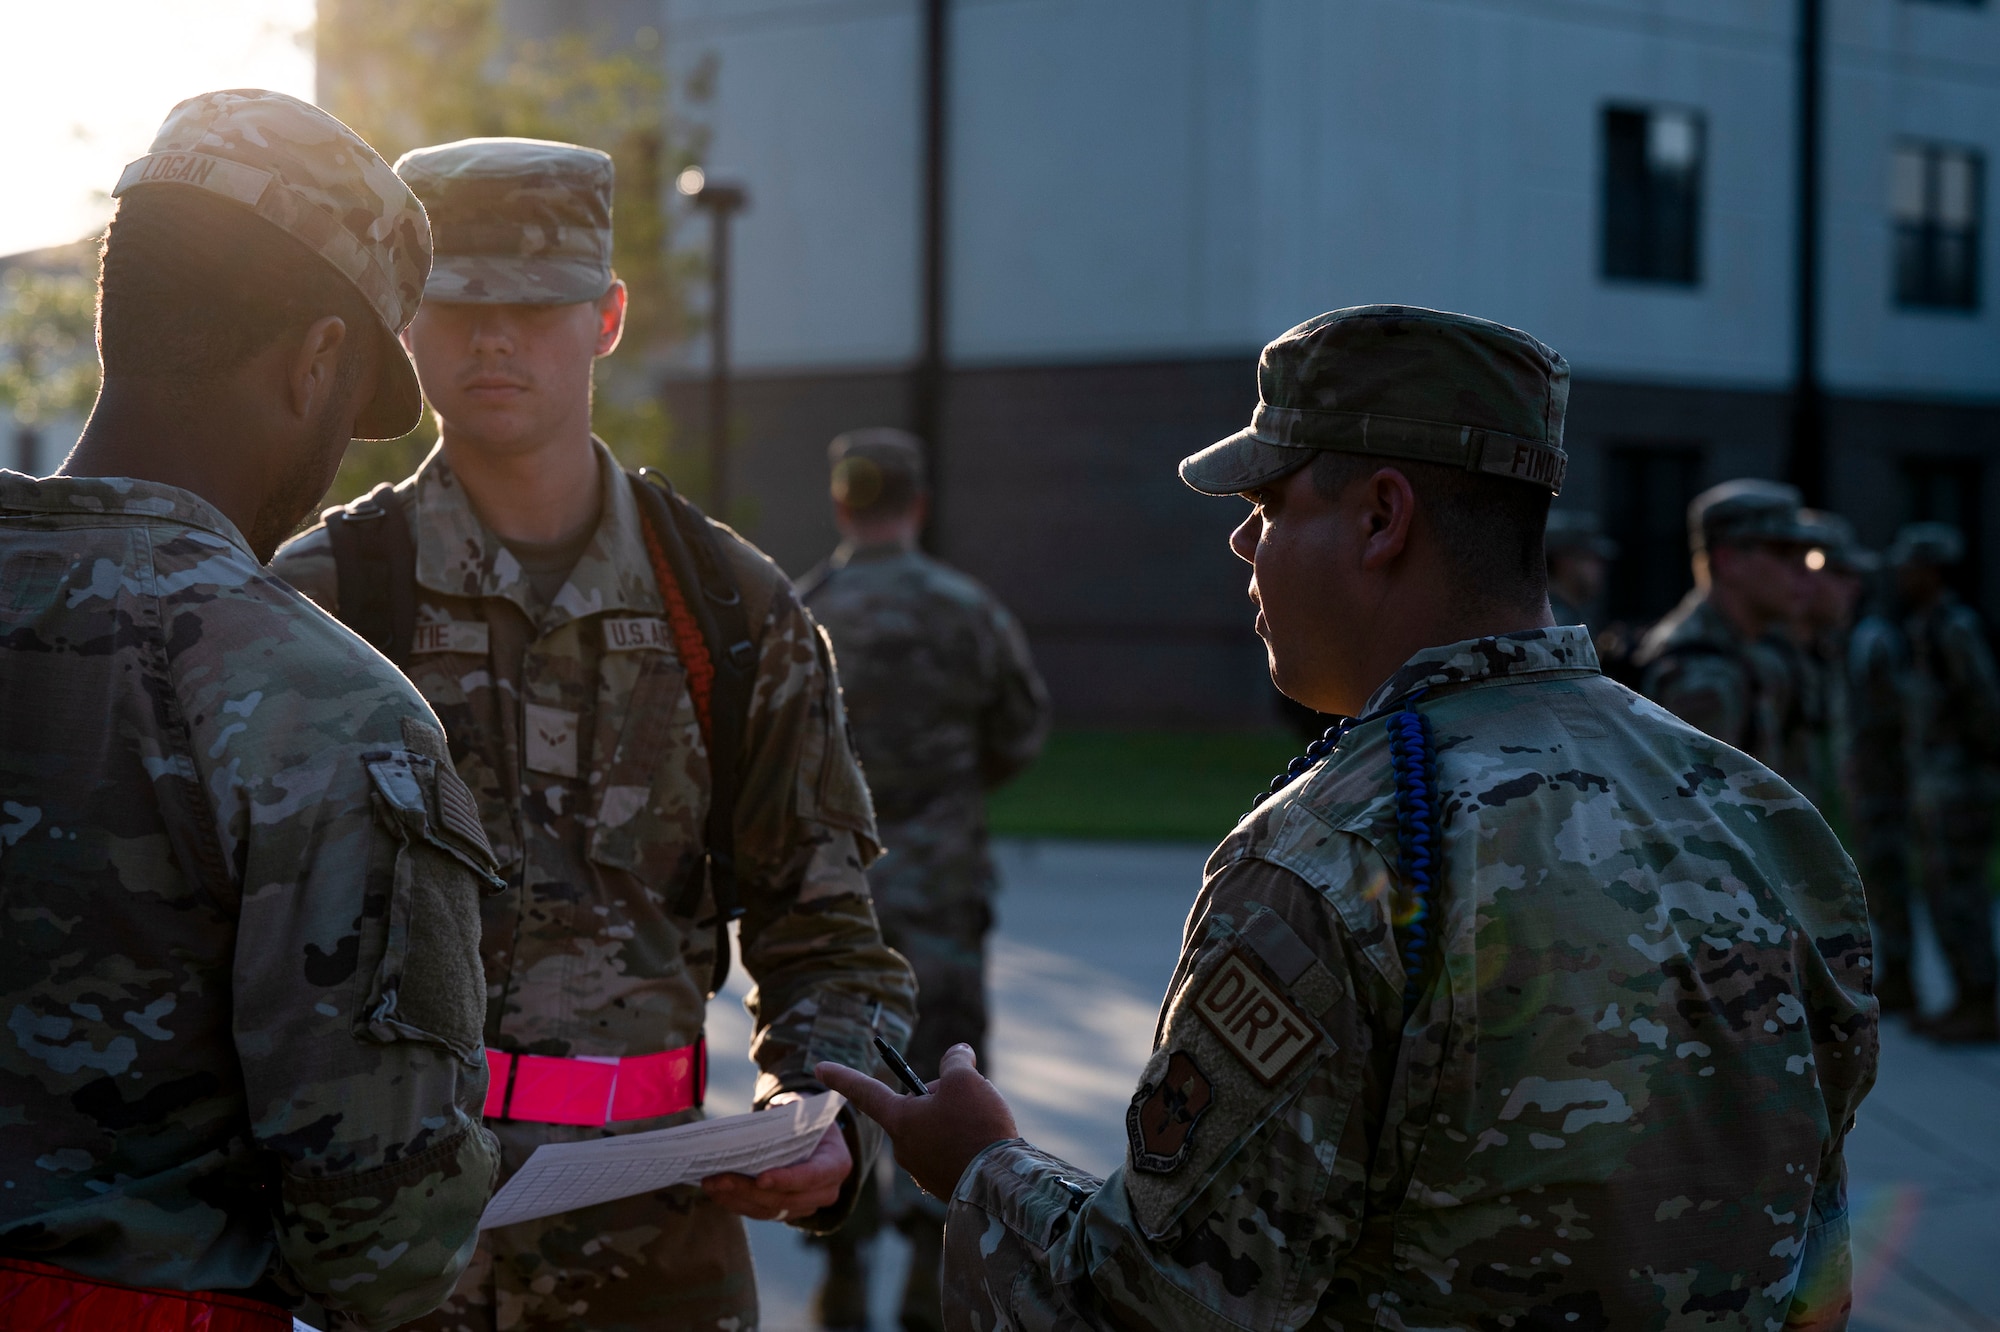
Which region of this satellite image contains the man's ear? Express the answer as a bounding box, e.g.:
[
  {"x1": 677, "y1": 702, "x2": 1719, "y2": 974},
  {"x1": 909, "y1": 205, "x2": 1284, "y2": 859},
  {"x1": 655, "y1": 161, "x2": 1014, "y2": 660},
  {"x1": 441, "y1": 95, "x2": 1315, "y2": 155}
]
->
[
  {"x1": 288, "y1": 315, "x2": 350, "y2": 421},
  {"x1": 1358, "y1": 466, "x2": 1417, "y2": 571},
  {"x1": 595, "y1": 280, "x2": 629, "y2": 358}
]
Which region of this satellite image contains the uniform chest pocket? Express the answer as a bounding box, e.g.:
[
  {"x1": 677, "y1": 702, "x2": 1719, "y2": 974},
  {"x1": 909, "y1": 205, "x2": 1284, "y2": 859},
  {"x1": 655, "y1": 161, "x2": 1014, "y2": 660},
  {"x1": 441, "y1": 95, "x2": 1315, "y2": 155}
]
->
[
  {"x1": 585, "y1": 649, "x2": 705, "y2": 905},
  {"x1": 405, "y1": 643, "x2": 523, "y2": 873},
  {"x1": 1123, "y1": 943, "x2": 1335, "y2": 1242}
]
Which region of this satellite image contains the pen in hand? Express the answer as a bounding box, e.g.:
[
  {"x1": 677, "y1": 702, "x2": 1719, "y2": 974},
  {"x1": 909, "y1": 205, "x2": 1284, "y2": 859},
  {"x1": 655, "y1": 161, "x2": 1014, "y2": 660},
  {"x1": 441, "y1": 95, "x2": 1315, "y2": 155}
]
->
[{"x1": 873, "y1": 1035, "x2": 930, "y2": 1096}]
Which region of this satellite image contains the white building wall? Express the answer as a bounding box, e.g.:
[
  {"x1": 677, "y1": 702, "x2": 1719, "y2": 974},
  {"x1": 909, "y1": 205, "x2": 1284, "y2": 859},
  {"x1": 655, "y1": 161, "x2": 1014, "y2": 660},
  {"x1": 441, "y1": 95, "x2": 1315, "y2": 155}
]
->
[
  {"x1": 664, "y1": 0, "x2": 2000, "y2": 397},
  {"x1": 665, "y1": 0, "x2": 925, "y2": 369}
]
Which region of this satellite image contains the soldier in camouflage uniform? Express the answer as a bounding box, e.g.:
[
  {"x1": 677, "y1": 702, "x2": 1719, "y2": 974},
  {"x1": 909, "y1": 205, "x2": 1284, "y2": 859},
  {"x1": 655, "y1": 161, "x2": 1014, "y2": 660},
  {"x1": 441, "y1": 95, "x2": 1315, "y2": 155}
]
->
[
  {"x1": 800, "y1": 428, "x2": 1051, "y2": 1331},
  {"x1": 270, "y1": 137, "x2": 917, "y2": 1330},
  {"x1": 822, "y1": 306, "x2": 1876, "y2": 1330},
  {"x1": 1848, "y1": 572, "x2": 1914, "y2": 1013},
  {"x1": 0, "y1": 92, "x2": 500, "y2": 1330},
  {"x1": 1784, "y1": 510, "x2": 1872, "y2": 820},
  {"x1": 1635, "y1": 480, "x2": 1816, "y2": 773},
  {"x1": 1888, "y1": 522, "x2": 2000, "y2": 1043},
  {"x1": 1543, "y1": 507, "x2": 1615, "y2": 633}
]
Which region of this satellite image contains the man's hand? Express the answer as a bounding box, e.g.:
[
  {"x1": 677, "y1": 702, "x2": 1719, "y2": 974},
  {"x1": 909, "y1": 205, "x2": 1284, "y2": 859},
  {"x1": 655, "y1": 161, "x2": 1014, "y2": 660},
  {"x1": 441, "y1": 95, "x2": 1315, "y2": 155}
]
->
[
  {"x1": 816, "y1": 1044, "x2": 1018, "y2": 1200},
  {"x1": 701, "y1": 1095, "x2": 853, "y2": 1222}
]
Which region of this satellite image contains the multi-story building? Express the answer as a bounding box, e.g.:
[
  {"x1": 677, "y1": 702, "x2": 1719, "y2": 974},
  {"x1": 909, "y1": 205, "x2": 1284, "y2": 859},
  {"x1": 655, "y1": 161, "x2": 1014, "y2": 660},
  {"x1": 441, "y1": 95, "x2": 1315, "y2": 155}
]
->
[{"x1": 491, "y1": 2, "x2": 2000, "y2": 721}]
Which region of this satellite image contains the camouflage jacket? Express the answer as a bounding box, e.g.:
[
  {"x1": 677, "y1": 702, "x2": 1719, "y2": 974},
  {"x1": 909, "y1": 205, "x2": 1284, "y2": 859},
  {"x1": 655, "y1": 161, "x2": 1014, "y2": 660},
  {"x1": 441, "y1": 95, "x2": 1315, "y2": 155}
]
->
[
  {"x1": 1636, "y1": 589, "x2": 1797, "y2": 772},
  {"x1": 0, "y1": 473, "x2": 501, "y2": 1330},
  {"x1": 945, "y1": 627, "x2": 1875, "y2": 1331},
  {"x1": 802, "y1": 541, "x2": 1050, "y2": 928},
  {"x1": 1898, "y1": 593, "x2": 2000, "y2": 801},
  {"x1": 271, "y1": 443, "x2": 916, "y2": 1223}
]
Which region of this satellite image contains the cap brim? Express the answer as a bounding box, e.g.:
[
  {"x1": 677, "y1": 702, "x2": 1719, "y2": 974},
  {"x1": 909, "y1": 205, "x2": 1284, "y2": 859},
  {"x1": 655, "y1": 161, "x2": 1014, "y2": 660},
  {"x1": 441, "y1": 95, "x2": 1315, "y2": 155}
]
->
[
  {"x1": 352, "y1": 323, "x2": 424, "y2": 441},
  {"x1": 425, "y1": 255, "x2": 612, "y2": 305},
  {"x1": 1178, "y1": 429, "x2": 1318, "y2": 496}
]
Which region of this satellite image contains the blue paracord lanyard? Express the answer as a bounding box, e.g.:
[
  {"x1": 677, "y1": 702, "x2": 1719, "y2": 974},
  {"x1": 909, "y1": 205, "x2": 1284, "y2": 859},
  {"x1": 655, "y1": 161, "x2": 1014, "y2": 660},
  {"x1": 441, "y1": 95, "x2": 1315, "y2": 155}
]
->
[{"x1": 1263, "y1": 695, "x2": 1440, "y2": 1020}]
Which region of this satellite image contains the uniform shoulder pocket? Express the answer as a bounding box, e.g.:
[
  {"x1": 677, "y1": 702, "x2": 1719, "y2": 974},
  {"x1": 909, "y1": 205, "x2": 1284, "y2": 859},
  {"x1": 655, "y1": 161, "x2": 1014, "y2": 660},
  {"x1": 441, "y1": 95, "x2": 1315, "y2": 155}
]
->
[
  {"x1": 359, "y1": 735, "x2": 502, "y2": 1063},
  {"x1": 1122, "y1": 912, "x2": 1340, "y2": 1242}
]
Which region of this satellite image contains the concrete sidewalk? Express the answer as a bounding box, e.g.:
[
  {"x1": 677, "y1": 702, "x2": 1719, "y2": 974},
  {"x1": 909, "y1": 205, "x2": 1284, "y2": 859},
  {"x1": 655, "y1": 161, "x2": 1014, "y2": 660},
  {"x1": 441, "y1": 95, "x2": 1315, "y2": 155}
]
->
[{"x1": 705, "y1": 839, "x2": 2000, "y2": 1331}]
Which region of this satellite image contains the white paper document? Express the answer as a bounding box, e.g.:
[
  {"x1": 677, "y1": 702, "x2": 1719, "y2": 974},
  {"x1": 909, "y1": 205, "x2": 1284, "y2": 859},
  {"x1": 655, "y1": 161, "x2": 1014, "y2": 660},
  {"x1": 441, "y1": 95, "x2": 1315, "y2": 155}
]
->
[{"x1": 480, "y1": 1092, "x2": 846, "y2": 1230}]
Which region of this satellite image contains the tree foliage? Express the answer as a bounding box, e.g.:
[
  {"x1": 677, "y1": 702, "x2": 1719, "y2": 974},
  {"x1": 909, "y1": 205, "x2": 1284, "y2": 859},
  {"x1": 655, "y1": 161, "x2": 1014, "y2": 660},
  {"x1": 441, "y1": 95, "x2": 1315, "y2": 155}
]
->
[
  {"x1": 314, "y1": 0, "x2": 711, "y2": 504},
  {"x1": 0, "y1": 246, "x2": 99, "y2": 449}
]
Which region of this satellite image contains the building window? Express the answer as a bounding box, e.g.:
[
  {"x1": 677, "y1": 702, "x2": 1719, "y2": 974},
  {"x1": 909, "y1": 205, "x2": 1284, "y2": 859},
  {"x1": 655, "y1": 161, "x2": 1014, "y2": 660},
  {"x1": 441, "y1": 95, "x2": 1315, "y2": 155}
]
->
[
  {"x1": 1605, "y1": 442, "x2": 1705, "y2": 624},
  {"x1": 1601, "y1": 105, "x2": 1704, "y2": 286},
  {"x1": 1892, "y1": 141, "x2": 1982, "y2": 311}
]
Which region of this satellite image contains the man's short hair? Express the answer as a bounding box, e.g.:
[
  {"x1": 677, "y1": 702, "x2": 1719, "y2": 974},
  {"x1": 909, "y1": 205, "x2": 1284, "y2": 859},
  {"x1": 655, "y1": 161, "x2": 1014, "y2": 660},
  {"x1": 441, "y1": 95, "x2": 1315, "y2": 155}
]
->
[
  {"x1": 829, "y1": 427, "x2": 927, "y2": 523},
  {"x1": 1311, "y1": 452, "x2": 1551, "y2": 609},
  {"x1": 97, "y1": 186, "x2": 377, "y2": 384}
]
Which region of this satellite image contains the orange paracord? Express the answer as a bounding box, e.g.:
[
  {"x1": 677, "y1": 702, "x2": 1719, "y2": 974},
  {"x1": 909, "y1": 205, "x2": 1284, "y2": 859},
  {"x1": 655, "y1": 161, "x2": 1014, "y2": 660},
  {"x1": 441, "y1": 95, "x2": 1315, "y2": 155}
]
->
[{"x1": 641, "y1": 513, "x2": 716, "y2": 744}]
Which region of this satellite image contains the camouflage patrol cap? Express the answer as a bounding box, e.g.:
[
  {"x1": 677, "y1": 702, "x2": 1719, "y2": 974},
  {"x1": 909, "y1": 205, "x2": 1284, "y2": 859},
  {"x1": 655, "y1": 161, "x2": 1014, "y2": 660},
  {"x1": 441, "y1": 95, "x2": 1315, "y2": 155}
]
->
[
  {"x1": 829, "y1": 427, "x2": 927, "y2": 514},
  {"x1": 111, "y1": 89, "x2": 431, "y2": 439},
  {"x1": 1179, "y1": 305, "x2": 1570, "y2": 497},
  {"x1": 1687, "y1": 479, "x2": 1815, "y2": 553},
  {"x1": 395, "y1": 138, "x2": 614, "y2": 305},
  {"x1": 1545, "y1": 509, "x2": 1618, "y2": 559},
  {"x1": 1798, "y1": 509, "x2": 1877, "y2": 573},
  {"x1": 1888, "y1": 520, "x2": 1965, "y2": 568}
]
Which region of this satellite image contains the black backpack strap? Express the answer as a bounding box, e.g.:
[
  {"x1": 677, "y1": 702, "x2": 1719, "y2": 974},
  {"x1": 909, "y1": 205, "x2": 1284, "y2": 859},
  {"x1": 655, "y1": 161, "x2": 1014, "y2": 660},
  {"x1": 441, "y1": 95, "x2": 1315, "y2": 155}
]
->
[
  {"x1": 792, "y1": 559, "x2": 834, "y2": 602},
  {"x1": 630, "y1": 468, "x2": 758, "y2": 998},
  {"x1": 324, "y1": 483, "x2": 416, "y2": 668}
]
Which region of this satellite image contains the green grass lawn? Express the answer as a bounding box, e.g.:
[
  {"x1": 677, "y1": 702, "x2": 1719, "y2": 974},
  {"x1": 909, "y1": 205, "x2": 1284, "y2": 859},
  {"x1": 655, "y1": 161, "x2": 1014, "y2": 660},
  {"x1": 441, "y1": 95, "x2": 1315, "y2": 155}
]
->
[{"x1": 988, "y1": 729, "x2": 1305, "y2": 843}]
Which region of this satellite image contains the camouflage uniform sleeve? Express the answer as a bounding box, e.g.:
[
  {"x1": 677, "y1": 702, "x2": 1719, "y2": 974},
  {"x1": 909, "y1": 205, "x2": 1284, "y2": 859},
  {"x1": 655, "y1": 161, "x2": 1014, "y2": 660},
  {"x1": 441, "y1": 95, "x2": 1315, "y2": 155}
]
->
[
  {"x1": 267, "y1": 523, "x2": 340, "y2": 615},
  {"x1": 728, "y1": 549, "x2": 919, "y2": 1230},
  {"x1": 1641, "y1": 648, "x2": 1751, "y2": 752},
  {"x1": 978, "y1": 597, "x2": 1052, "y2": 790},
  {"x1": 1784, "y1": 819, "x2": 1876, "y2": 1329},
  {"x1": 205, "y1": 634, "x2": 501, "y2": 1328},
  {"x1": 944, "y1": 851, "x2": 1391, "y2": 1331}
]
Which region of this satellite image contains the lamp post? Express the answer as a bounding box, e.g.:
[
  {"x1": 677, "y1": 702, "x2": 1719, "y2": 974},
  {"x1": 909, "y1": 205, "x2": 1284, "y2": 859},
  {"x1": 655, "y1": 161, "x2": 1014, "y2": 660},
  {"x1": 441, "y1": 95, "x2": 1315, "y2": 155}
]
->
[
  {"x1": 915, "y1": 0, "x2": 949, "y2": 550},
  {"x1": 677, "y1": 166, "x2": 749, "y2": 517},
  {"x1": 1787, "y1": 0, "x2": 1826, "y2": 506}
]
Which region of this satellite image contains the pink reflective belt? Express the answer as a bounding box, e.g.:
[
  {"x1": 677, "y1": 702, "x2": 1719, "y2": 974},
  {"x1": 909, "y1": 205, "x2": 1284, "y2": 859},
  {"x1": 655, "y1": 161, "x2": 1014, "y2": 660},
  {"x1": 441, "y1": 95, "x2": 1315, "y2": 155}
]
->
[{"x1": 484, "y1": 1037, "x2": 706, "y2": 1126}]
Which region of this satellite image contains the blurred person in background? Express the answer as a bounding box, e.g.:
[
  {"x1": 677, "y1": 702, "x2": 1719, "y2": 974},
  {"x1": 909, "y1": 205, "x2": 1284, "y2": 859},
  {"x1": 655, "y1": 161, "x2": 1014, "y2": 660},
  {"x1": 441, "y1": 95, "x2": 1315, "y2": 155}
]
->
[
  {"x1": 271, "y1": 136, "x2": 917, "y2": 1329},
  {"x1": 821, "y1": 307, "x2": 1873, "y2": 1330},
  {"x1": 800, "y1": 428, "x2": 1051, "y2": 1332},
  {"x1": 1635, "y1": 480, "x2": 1815, "y2": 772},
  {"x1": 0, "y1": 91, "x2": 501, "y2": 1331},
  {"x1": 1543, "y1": 507, "x2": 1616, "y2": 632},
  {"x1": 1850, "y1": 557, "x2": 1915, "y2": 1015},
  {"x1": 1888, "y1": 522, "x2": 2000, "y2": 1043},
  {"x1": 1785, "y1": 509, "x2": 1873, "y2": 819}
]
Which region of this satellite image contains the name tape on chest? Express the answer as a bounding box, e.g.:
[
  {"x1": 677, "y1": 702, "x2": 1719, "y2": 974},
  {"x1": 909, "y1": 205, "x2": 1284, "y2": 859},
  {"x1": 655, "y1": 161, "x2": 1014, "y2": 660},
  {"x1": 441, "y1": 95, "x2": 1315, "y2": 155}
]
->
[
  {"x1": 1192, "y1": 950, "x2": 1322, "y2": 1085},
  {"x1": 603, "y1": 617, "x2": 674, "y2": 653},
  {"x1": 410, "y1": 620, "x2": 491, "y2": 656}
]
